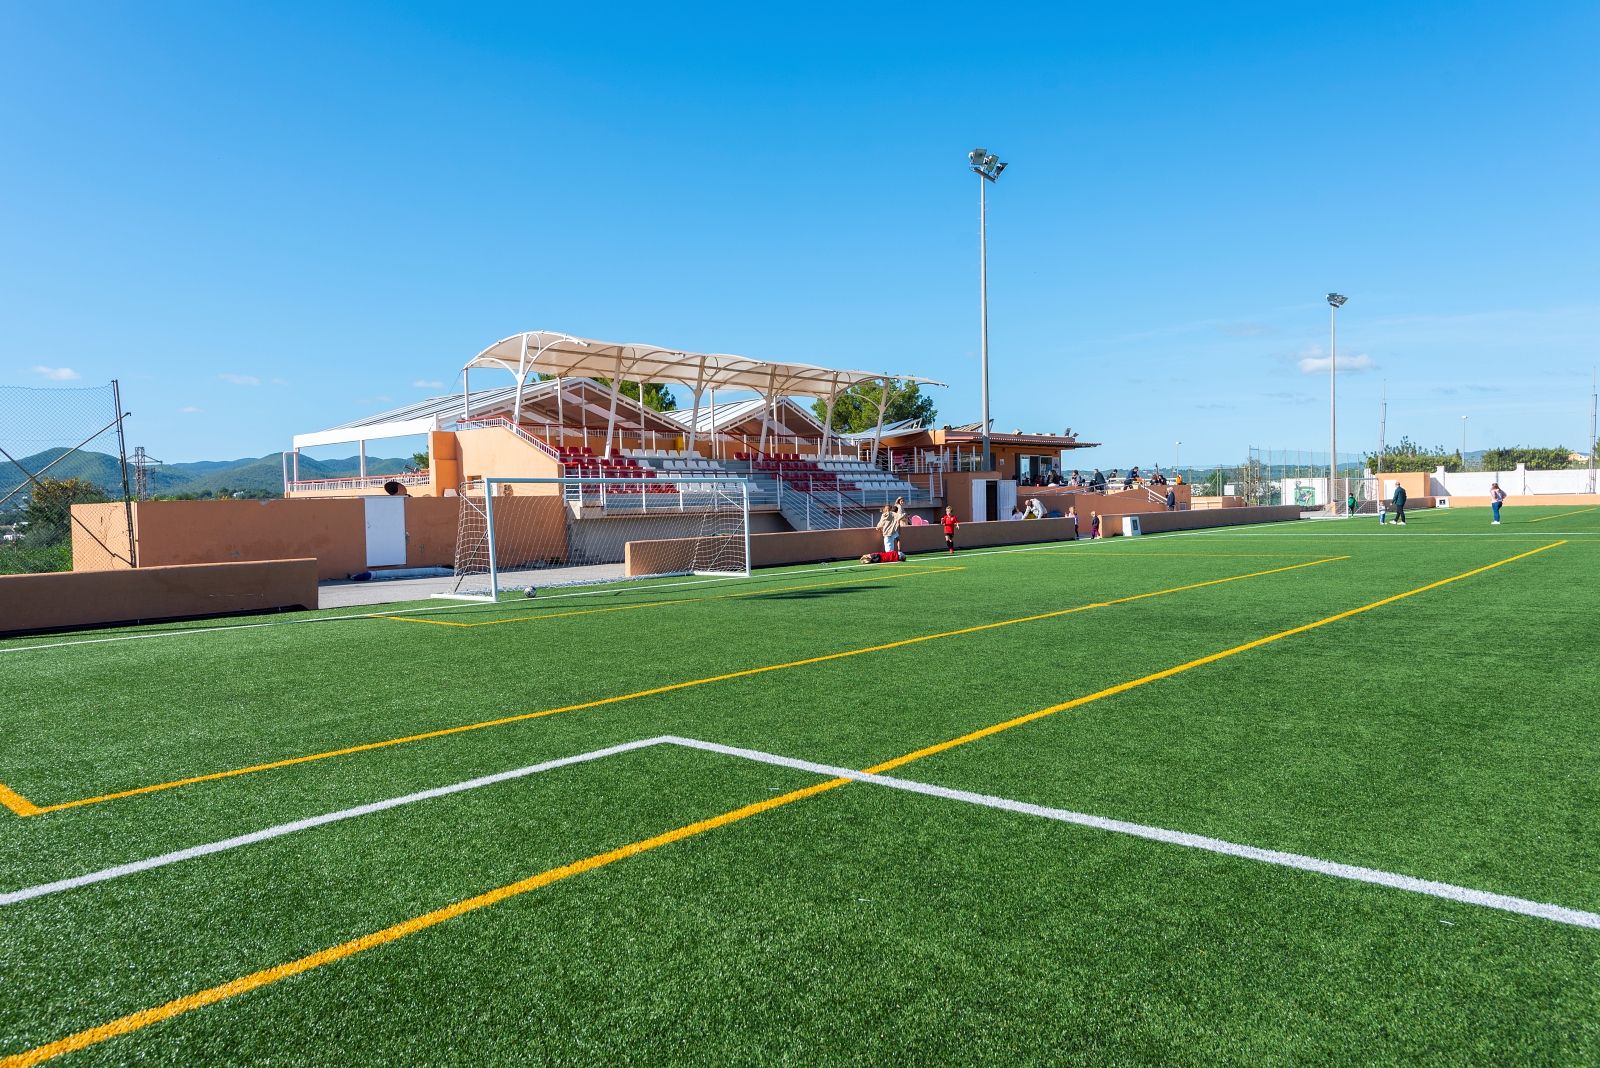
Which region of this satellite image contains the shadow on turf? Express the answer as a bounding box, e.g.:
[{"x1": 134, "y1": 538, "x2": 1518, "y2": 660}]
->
[{"x1": 744, "y1": 585, "x2": 883, "y2": 601}]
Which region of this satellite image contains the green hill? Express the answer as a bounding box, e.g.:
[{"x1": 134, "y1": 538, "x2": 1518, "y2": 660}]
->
[{"x1": 1, "y1": 449, "x2": 413, "y2": 501}]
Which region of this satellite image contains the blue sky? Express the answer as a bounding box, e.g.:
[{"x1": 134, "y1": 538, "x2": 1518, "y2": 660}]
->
[{"x1": 2, "y1": 2, "x2": 1596, "y2": 465}]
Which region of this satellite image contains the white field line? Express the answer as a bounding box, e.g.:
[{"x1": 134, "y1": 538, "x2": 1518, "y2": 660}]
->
[
  {"x1": 0, "y1": 522, "x2": 1276, "y2": 656},
  {"x1": 6, "y1": 735, "x2": 1597, "y2": 931}
]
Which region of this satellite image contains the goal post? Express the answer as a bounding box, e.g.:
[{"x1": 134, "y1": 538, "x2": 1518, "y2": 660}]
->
[{"x1": 441, "y1": 475, "x2": 752, "y2": 602}]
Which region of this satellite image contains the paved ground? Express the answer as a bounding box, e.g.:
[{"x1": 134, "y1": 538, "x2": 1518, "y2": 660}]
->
[{"x1": 316, "y1": 563, "x2": 629, "y2": 608}]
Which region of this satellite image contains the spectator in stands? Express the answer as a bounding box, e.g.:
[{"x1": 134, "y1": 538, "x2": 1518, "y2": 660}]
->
[
  {"x1": 1009, "y1": 503, "x2": 1025, "y2": 520},
  {"x1": 1046, "y1": 469, "x2": 1062, "y2": 486},
  {"x1": 1166, "y1": 487, "x2": 1177, "y2": 511},
  {"x1": 1069, "y1": 470, "x2": 1082, "y2": 487},
  {"x1": 1092, "y1": 469, "x2": 1107, "y2": 491},
  {"x1": 383, "y1": 480, "x2": 409, "y2": 497},
  {"x1": 1123, "y1": 468, "x2": 1137, "y2": 490}
]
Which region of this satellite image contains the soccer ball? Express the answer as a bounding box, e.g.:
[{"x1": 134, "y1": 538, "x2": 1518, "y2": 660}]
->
[{"x1": 523, "y1": 587, "x2": 537, "y2": 598}]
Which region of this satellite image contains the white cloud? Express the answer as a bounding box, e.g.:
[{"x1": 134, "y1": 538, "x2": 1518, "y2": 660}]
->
[
  {"x1": 413, "y1": 379, "x2": 445, "y2": 389},
  {"x1": 270, "y1": 377, "x2": 289, "y2": 386},
  {"x1": 1297, "y1": 348, "x2": 1376, "y2": 375},
  {"x1": 218, "y1": 373, "x2": 261, "y2": 386},
  {"x1": 32, "y1": 365, "x2": 80, "y2": 381},
  {"x1": 179, "y1": 405, "x2": 203, "y2": 414}
]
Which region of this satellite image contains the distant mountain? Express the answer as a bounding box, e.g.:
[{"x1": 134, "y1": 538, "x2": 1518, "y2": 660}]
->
[{"x1": 1, "y1": 449, "x2": 413, "y2": 500}]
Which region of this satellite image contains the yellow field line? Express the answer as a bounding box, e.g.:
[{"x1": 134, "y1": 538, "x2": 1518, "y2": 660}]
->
[
  {"x1": 0, "y1": 557, "x2": 1343, "y2": 818},
  {"x1": 0, "y1": 541, "x2": 1561, "y2": 1066},
  {"x1": 1528, "y1": 507, "x2": 1597, "y2": 524},
  {"x1": 0, "y1": 778, "x2": 845, "y2": 1068},
  {"x1": 422, "y1": 565, "x2": 965, "y2": 628},
  {"x1": 0, "y1": 783, "x2": 41, "y2": 818}
]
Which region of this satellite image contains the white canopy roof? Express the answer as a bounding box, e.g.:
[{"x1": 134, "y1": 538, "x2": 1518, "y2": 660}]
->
[{"x1": 463, "y1": 331, "x2": 944, "y2": 400}]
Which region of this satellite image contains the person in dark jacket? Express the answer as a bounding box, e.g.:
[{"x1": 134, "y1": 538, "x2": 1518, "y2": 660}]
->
[{"x1": 1391, "y1": 483, "x2": 1407, "y2": 525}]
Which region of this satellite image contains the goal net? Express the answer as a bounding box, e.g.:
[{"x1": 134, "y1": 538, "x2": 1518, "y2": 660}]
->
[{"x1": 443, "y1": 476, "x2": 751, "y2": 601}]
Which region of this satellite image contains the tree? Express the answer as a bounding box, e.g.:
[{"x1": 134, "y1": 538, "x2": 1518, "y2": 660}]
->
[
  {"x1": 1479, "y1": 446, "x2": 1571, "y2": 470},
  {"x1": 22, "y1": 477, "x2": 109, "y2": 542},
  {"x1": 1363, "y1": 436, "x2": 1458, "y2": 473},
  {"x1": 811, "y1": 380, "x2": 938, "y2": 434},
  {"x1": 410, "y1": 451, "x2": 430, "y2": 471},
  {"x1": 591, "y1": 379, "x2": 678, "y2": 413}
]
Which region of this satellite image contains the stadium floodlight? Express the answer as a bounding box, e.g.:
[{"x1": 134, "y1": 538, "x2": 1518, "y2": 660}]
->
[
  {"x1": 970, "y1": 150, "x2": 1006, "y2": 182},
  {"x1": 970, "y1": 147, "x2": 1008, "y2": 473},
  {"x1": 1326, "y1": 293, "x2": 1348, "y2": 513}
]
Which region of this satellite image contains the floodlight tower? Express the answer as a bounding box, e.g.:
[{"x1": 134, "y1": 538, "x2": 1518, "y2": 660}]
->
[
  {"x1": 969, "y1": 148, "x2": 1007, "y2": 471},
  {"x1": 1326, "y1": 293, "x2": 1348, "y2": 511}
]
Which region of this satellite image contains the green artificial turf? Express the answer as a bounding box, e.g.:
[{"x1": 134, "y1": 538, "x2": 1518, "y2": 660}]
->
[{"x1": 2, "y1": 504, "x2": 1598, "y2": 1064}]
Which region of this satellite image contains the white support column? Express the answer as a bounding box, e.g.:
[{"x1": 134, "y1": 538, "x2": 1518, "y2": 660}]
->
[
  {"x1": 870, "y1": 377, "x2": 892, "y2": 465},
  {"x1": 359, "y1": 440, "x2": 367, "y2": 478},
  {"x1": 687, "y1": 356, "x2": 708, "y2": 454},
  {"x1": 821, "y1": 374, "x2": 841, "y2": 460},
  {"x1": 556, "y1": 377, "x2": 565, "y2": 446},
  {"x1": 755, "y1": 366, "x2": 777, "y2": 456},
  {"x1": 635, "y1": 378, "x2": 647, "y2": 454},
  {"x1": 708, "y1": 388, "x2": 719, "y2": 460},
  {"x1": 602, "y1": 353, "x2": 626, "y2": 459},
  {"x1": 293, "y1": 448, "x2": 301, "y2": 482},
  {"x1": 511, "y1": 334, "x2": 529, "y2": 433},
  {"x1": 462, "y1": 368, "x2": 470, "y2": 420}
]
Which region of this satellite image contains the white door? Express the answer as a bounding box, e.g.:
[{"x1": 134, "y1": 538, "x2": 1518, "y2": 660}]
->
[
  {"x1": 364, "y1": 496, "x2": 407, "y2": 567},
  {"x1": 997, "y1": 480, "x2": 1018, "y2": 519},
  {"x1": 971, "y1": 480, "x2": 988, "y2": 521}
]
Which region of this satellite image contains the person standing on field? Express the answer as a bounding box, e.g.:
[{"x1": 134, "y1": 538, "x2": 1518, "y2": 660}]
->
[
  {"x1": 1392, "y1": 483, "x2": 1407, "y2": 525},
  {"x1": 877, "y1": 497, "x2": 907, "y2": 556},
  {"x1": 940, "y1": 506, "x2": 959, "y2": 553},
  {"x1": 1491, "y1": 483, "x2": 1506, "y2": 524}
]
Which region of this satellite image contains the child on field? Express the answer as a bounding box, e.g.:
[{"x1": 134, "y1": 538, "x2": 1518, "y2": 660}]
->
[
  {"x1": 1090, "y1": 511, "x2": 1101, "y2": 539},
  {"x1": 940, "y1": 506, "x2": 958, "y2": 554},
  {"x1": 1066, "y1": 506, "x2": 1079, "y2": 539}
]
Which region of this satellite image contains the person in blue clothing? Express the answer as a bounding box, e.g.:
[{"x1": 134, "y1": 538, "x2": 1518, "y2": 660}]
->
[
  {"x1": 1491, "y1": 483, "x2": 1506, "y2": 524},
  {"x1": 1391, "y1": 483, "x2": 1407, "y2": 525}
]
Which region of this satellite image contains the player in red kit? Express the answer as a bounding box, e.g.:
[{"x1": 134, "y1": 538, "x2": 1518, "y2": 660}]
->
[{"x1": 940, "y1": 506, "x2": 958, "y2": 554}]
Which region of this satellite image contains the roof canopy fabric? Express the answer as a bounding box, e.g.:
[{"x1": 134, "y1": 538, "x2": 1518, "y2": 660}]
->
[{"x1": 463, "y1": 331, "x2": 944, "y2": 400}]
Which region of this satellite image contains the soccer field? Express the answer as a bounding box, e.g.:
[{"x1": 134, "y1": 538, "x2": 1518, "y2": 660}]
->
[{"x1": 3, "y1": 505, "x2": 1598, "y2": 1065}]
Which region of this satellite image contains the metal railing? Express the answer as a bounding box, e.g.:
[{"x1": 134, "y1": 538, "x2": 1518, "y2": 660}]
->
[
  {"x1": 287, "y1": 472, "x2": 429, "y2": 494},
  {"x1": 448, "y1": 417, "x2": 561, "y2": 458}
]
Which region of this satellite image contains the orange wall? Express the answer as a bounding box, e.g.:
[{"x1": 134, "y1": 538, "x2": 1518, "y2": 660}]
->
[
  {"x1": 626, "y1": 506, "x2": 1300, "y2": 574},
  {"x1": 1098, "y1": 504, "x2": 1299, "y2": 537},
  {"x1": 454, "y1": 426, "x2": 561, "y2": 487},
  {"x1": 0, "y1": 559, "x2": 318, "y2": 635},
  {"x1": 75, "y1": 497, "x2": 474, "y2": 581},
  {"x1": 1447, "y1": 494, "x2": 1597, "y2": 508},
  {"x1": 68, "y1": 502, "x2": 135, "y2": 571}
]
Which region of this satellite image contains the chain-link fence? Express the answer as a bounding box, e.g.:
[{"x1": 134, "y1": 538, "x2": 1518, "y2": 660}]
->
[{"x1": 0, "y1": 383, "x2": 136, "y2": 574}]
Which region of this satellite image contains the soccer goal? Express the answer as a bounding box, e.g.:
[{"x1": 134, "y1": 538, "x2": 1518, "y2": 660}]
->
[{"x1": 441, "y1": 476, "x2": 751, "y2": 601}]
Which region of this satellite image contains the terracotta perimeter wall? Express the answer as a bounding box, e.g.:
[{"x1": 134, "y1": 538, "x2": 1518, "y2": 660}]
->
[
  {"x1": 626, "y1": 505, "x2": 1301, "y2": 575},
  {"x1": 0, "y1": 559, "x2": 318, "y2": 636},
  {"x1": 75, "y1": 498, "x2": 468, "y2": 581}
]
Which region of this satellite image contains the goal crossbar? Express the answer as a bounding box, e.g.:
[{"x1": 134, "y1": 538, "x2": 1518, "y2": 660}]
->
[{"x1": 440, "y1": 475, "x2": 752, "y2": 602}]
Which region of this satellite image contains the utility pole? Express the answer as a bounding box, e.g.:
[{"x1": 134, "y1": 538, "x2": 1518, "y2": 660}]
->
[
  {"x1": 968, "y1": 148, "x2": 1007, "y2": 471},
  {"x1": 1326, "y1": 294, "x2": 1348, "y2": 513},
  {"x1": 1588, "y1": 368, "x2": 1597, "y2": 495}
]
